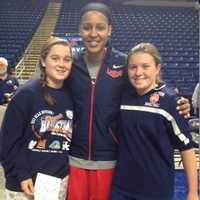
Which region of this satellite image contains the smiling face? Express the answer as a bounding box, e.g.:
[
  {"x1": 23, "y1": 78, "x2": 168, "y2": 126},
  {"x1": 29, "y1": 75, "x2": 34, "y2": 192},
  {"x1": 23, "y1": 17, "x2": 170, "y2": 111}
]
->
[
  {"x1": 41, "y1": 44, "x2": 72, "y2": 88},
  {"x1": 79, "y1": 11, "x2": 112, "y2": 57},
  {"x1": 128, "y1": 52, "x2": 161, "y2": 95}
]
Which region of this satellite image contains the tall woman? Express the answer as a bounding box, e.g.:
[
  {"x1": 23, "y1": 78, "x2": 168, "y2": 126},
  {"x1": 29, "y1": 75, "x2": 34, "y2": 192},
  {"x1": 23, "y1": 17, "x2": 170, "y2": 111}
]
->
[{"x1": 67, "y1": 3, "x2": 126, "y2": 200}]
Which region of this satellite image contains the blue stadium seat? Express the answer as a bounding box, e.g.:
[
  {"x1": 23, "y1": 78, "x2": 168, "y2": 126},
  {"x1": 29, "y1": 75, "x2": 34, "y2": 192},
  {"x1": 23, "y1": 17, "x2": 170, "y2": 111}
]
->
[
  {"x1": 54, "y1": 3, "x2": 198, "y2": 97},
  {"x1": 0, "y1": 0, "x2": 48, "y2": 69}
]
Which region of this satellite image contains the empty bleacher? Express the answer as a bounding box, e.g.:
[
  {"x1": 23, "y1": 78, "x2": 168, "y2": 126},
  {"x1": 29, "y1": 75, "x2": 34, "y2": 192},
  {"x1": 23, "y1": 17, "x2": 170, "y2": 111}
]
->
[
  {"x1": 112, "y1": 6, "x2": 199, "y2": 97},
  {"x1": 0, "y1": 0, "x2": 49, "y2": 70},
  {"x1": 0, "y1": 0, "x2": 198, "y2": 96},
  {"x1": 54, "y1": 2, "x2": 199, "y2": 97}
]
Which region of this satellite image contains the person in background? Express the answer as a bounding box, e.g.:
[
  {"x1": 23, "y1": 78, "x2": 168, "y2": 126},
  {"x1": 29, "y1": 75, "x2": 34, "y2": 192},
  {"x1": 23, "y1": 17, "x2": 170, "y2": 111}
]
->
[
  {"x1": 1, "y1": 37, "x2": 74, "y2": 200},
  {"x1": 192, "y1": 82, "x2": 199, "y2": 116},
  {"x1": 66, "y1": 2, "x2": 191, "y2": 200},
  {"x1": 110, "y1": 43, "x2": 198, "y2": 200},
  {"x1": 0, "y1": 57, "x2": 19, "y2": 105}
]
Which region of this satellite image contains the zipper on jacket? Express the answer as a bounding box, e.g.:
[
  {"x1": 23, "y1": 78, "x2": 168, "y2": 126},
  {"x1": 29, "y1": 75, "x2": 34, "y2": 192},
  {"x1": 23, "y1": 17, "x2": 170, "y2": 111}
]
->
[
  {"x1": 87, "y1": 48, "x2": 107, "y2": 160},
  {"x1": 88, "y1": 80, "x2": 95, "y2": 160}
]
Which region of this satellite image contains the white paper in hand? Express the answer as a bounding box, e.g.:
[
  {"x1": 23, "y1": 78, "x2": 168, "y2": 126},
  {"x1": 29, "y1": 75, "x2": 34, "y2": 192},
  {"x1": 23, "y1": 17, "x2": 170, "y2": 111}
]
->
[{"x1": 34, "y1": 173, "x2": 62, "y2": 200}]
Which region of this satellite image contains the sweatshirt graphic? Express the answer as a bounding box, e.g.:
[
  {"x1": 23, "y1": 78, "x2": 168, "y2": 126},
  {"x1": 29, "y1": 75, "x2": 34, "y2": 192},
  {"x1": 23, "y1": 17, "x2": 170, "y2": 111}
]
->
[
  {"x1": 30, "y1": 110, "x2": 73, "y2": 151},
  {"x1": 1, "y1": 80, "x2": 74, "y2": 191}
]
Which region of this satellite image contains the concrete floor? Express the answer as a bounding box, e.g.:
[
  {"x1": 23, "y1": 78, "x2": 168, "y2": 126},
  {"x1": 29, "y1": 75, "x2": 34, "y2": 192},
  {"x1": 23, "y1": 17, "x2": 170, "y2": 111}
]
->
[
  {"x1": 0, "y1": 165, "x2": 6, "y2": 200},
  {"x1": 0, "y1": 164, "x2": 199, "y2": 200},
  {"x1": 0, "y1": 106, "x2": 6, "y2": 199}
]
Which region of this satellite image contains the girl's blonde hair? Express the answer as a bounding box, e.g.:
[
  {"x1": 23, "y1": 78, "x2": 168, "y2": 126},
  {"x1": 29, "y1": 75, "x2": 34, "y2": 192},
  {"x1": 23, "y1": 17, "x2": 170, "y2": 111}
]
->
[
  {"x1": 39, "y1": 37, "x2": 72, "y2": 106},
  {"x1": 127, "y1": 43, "x2": 162, "y2": 83}
]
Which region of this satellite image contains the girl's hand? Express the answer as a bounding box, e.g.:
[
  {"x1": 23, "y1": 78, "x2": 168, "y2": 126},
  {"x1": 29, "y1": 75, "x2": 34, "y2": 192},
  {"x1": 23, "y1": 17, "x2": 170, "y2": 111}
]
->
[{"x1": 20, "y1": 178, "x2": 34, "y2": 196}]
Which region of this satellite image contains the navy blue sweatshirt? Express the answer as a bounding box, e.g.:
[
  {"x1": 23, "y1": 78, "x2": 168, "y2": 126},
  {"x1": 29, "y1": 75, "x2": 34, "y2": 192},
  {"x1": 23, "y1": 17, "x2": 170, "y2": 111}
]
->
[
  {"x1": 112, "y1": 84, "x2": 193, "y2": 199},
  {"x1": 1, "y1": 80, "x2": 73, "y2": 191}
]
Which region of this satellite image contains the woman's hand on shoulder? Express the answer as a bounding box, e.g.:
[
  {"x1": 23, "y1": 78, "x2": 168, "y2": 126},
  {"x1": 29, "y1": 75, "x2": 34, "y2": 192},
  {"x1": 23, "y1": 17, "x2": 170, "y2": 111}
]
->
[{"x1": 176, "y1": 97, "x2": 190, "y2": 118}]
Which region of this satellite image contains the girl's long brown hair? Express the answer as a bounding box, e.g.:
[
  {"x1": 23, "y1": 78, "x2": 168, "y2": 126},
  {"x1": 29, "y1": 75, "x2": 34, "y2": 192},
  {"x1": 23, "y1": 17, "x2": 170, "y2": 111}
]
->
[{"x1": 38, "y1": 37, "x2": 72, "y2": 106}]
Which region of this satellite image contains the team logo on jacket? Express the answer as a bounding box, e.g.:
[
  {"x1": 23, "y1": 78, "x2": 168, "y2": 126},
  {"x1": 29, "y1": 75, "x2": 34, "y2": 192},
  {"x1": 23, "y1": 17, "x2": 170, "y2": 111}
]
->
[
  {"x1": 145, "y1": 92, "x2": 160, "y2": 107},
  {"x1": 106, "y1": 68, "x2": 123, "y2": 78},
  {"x1": 29, "y1": 110, "x2": 73, "y2": 152}
]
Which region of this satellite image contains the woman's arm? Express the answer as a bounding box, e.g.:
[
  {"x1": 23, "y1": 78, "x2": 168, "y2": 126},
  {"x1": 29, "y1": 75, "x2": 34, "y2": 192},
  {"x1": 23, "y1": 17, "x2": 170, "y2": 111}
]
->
[
  {"x1": 181, "y1": 149, "x2": 199, "y2": 200},
  {"x1": 1, "y1": 89, "x2": 33, "y2": 185}
]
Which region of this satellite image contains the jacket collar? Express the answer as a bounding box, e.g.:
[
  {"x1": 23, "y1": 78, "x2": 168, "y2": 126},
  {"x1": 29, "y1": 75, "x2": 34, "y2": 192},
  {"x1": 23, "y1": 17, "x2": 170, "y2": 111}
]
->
[
  {"x1": 73, "y1": 46, "x2": 113, "y2": 71},
  {"x1": 127, "y1": 82, "x2": 166, "y2": 97}
]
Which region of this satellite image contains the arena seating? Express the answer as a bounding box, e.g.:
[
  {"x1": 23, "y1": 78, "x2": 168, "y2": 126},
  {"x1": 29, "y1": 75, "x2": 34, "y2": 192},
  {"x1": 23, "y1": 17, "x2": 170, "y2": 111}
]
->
[
  {"x1": 0, "y1": 0, "x2": 48, "y2": 70},
  {"x1": 111, "y1": 5, "x2": 198, "y2": 97},
  {"x1": 54, "y1": 2, "x2": 199, "y2": 97},
  {"x1": 0, "y1": 0, "x2": 198, "y2": 96}
]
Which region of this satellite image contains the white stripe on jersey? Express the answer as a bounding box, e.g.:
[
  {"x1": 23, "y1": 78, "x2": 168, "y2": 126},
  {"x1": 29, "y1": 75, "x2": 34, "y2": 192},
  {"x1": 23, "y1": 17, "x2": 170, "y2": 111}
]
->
[{"x1": 120, "y1": 105, "x2": 190, "y2": 145}]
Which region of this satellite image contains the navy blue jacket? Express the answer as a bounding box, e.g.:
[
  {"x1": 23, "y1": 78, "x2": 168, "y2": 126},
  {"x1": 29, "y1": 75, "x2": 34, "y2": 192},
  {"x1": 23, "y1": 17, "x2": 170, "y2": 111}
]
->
[
  {"x1": 112, "y1": 84, "x2": 193, "y2": 199},
  {"x1": 68, "y1": 47, "x2": 127, "y2": 161},
  {"x1": 1, "y1": 80, "x2": 73, "y2": 191}
]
